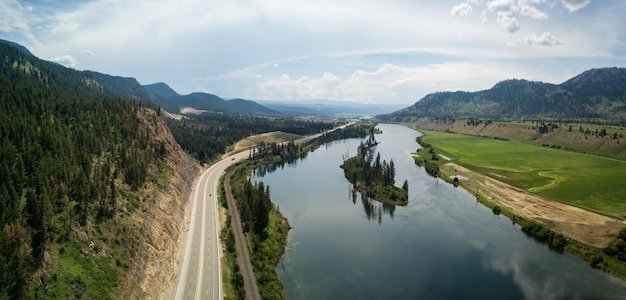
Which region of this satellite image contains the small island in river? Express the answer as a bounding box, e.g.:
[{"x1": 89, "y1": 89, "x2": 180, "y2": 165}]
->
[{"x1": 340, "y1": 134, "x2": 409, "y2": 206}]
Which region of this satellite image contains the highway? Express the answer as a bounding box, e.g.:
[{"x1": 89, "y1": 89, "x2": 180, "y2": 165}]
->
[
  {"x1": 174, "y1": 151, "x2": 249, "y2": 300},
  {"x1": 173, "y1": 121, "x2": 355, "y2": 299}
]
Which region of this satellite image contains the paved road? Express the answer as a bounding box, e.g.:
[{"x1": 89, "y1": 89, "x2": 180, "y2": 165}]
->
[
  {"x1": 174, "y1": 151, "x2": 249, "y2": 300},
  {"x1": 173, "y1": 121, "x2": 355, "y2": 299},
  {"x1": 295, "y1": 122, "x2": 356, "y2": 144}
]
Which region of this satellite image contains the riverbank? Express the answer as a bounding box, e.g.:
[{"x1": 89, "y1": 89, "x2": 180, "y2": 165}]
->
[
  {"x1": 409, "y1": 126, "x2": 626, "y2": 281},
  {"x1": 219, "y1": 123, "x2": 376, "y2": 298},
  {"x1": 220, "y1": 159, "x2": 291, "y2": 299}
]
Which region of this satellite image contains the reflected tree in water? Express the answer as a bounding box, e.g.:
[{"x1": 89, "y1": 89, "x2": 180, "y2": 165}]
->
[{"x1": 350, "y1": 186, "x2": 396, "y2": 224}]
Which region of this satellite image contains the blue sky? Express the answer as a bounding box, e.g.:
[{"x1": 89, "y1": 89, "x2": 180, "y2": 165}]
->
[{"x1": 1, "y1": 0, "x2": 624, "y2": 104}]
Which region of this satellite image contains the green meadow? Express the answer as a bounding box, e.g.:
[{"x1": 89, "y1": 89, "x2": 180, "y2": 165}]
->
[{"x1": 419, "y1": 130, "x2": 626, "y2": 218}]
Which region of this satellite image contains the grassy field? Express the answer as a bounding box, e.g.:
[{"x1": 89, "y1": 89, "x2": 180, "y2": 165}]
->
[{"x1": 419, "y1": 130, "x2": 626, "y2": 218}]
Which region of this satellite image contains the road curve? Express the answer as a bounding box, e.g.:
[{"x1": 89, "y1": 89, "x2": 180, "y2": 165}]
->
[
  {"x1": 174, "y1": 121, "x2": 355, "y2": 299},
  {"x1": 174, "y1": 151, "x2": 249, "y2": 300}
]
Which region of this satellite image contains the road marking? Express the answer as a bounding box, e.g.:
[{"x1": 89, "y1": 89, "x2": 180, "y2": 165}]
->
[
  {"x1": 196, "y1": 170, "x2": 209, "y2": 298},
  {"x1": 175, "y1": 167, "x2": 205, "y2": 300}
]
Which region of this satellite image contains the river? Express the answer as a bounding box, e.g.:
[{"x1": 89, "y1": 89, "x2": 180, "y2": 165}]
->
[{"x1": 251, "y1": 124, "x2": 626, "y2": 299}]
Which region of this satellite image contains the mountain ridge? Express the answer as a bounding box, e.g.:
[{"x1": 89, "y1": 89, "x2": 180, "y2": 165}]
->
[
  {"x1": 0, "y1": 39, "x2": 34, "y2": 56},
  {"x1": 143, "y1": 82, "x2": 281, "y2": 116},
  {"x1": 379, "y1": 67, "x2": 626, "y2": 124},
  {"x1": 0, "y1": 39, "x2": 280, "y2": 117}
]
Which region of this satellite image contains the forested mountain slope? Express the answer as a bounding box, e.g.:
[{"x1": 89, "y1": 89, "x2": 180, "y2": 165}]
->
[
  {"x1": 379, "y1": 68, "x2": 626, "y2": 124},
  {"x1": 0, "y1": 40, "x2": 197, "y2": 298},
  {"x1": 144, "y1": 82, "x2": 280, "y2": 116}
]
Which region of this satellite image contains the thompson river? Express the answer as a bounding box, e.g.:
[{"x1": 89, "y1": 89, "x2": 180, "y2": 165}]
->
[{"x1": 251, "y1": 123, "x2": 626, "y2": 299}]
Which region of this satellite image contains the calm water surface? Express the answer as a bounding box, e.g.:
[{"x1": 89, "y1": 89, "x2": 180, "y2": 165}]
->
[{"x1": 252, "y1": 124, "x2": 626, "y2": 299}]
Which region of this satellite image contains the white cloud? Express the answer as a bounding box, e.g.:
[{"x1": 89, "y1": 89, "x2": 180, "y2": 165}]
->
[
  {"x1": 454, "y1": 0, "x2": 593, "y2": 33},
  {"x1": 0, "y1": 0, "x2": 37, "y2": 43},
  {"x1": 248, "y1": 62, "x2": 527, "y2": 103},
  {"x1": 496, "y1": 12, "x2": 520, "y2": 33},
  {"x1": 486, "y1": 0, "x2": 515, "y2": 12},
  {"x1": 480, "y1": 9, "x2": 489, "y2": 22},
  {"x1": 83, "y1": 50, "x2": 95, "y2": 56},
  {"x1": 525, "y1": 32, "x2": 563, "y2": 46},
  {"x1": 52, "y1": 55, "x2": 79, "y2": 68},
  {"x1": 519, "y1": 3, "x2": 548, "y2": 19},
  {"x1": 451, "y1": 3, "x2": 473, "y2": 17},
  {"x1": 562, "y1": 0, "x2": 591, "y2": 12}
]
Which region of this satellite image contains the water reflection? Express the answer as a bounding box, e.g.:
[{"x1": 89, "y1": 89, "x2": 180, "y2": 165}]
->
[
  {"x1": 349, "y1": 184, "x2": 396, "y2": 224},
  {"x1": 476, "y1": 237, "x2": 626, "y2": 300},
  {"x1": 251, "y1": 125, "x2": 626, "y2": 299},
  {"x1": 252, "y1": 154, "x2": 306, "y2": 177}
]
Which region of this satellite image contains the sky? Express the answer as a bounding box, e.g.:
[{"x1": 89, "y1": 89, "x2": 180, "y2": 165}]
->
[{"x1": 1, "y1": 0, "x2": 625, "y2": 104}]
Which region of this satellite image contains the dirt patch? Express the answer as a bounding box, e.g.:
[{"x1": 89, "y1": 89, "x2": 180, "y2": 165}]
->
[
  {"x1": 180, "y1": 106, "x2": 207, "y2": 115},
  {"x1": 222, "y1": 131, "x2": 303, "y2": 159},
  {"x1": 445, "y1": 162, "x2": 470, "y2": 173},
  {"x1": 161, "y1": 110, "x2": 184, "y2": 120},
  {"x1": 443, "y1": 163, "x2": 625, "y2": 248}
]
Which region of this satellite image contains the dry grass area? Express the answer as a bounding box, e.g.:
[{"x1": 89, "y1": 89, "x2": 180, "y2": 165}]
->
[
  {"x1": 222, "y1": 131, "x2": 303, "y2": 158},
  {"x1": 443, "y1": 162, "x2": 626, "y2": 248}
]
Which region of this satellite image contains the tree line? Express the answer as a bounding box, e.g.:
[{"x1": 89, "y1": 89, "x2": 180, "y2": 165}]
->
[
  {"x1": 167, "y1": 114, "x2": 335, "y2": 163},
  {"x1": 249, "y1": 140, "x2": 303, "y2": 161}
]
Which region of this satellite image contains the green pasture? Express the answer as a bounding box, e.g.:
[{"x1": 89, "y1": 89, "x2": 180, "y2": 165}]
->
[{"x1": 420, "y1": 130, "x2": 626, "y2": 218}]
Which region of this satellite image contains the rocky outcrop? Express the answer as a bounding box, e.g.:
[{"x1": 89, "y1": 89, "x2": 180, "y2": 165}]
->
[{"x1": 117, "y1": 109, "x2": 200, "y2": 299}]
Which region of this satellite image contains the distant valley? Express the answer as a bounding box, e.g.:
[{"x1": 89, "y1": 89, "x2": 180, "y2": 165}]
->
[{"x1": 144, "y1": 82, "x2": 404, "y2": 119}]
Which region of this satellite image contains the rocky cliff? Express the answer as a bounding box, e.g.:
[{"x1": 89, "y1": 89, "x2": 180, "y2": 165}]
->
[{"x1": 117, "y1": 109, "x2": 200, "y2": 299}]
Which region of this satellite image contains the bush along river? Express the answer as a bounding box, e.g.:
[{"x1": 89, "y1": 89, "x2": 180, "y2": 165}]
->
[{"x1": 251, "y1": 124, "x2": 626, "y2": 299}]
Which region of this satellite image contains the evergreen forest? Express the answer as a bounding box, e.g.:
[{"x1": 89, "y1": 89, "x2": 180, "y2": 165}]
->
[
  {"x1": 166, "y1": 114, "x2": 334, "y2": 163},
  {"x1": 340, "y1": 131, "x2": 409, "y2": 205},
  {"x1": 0, "y1": 42, "x2": 167, "y2": 298}
]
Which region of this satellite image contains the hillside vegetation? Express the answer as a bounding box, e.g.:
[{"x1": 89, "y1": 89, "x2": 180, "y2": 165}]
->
[
  {"x1": 166, "y1": 113, "x2": 335, "y2": 163},
  {"x1": 0, "y1": 41, "x2": 196, "y2": 298},
  {"x1": 380, "y1": 67, "x2": 626, "y2": 124}
]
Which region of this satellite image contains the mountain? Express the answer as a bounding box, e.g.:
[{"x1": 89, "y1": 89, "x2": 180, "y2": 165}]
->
[
  {"x1": 0, "y1": 39, "x2": 198, "y2": 298},
  {"x1": 82, "y1": 70, "x2": 150, "y2": 101},
  {"x1": 0, "y1": 39, "x2": 148, "y2": 102},
  {"x1": 256, "y1": 99, "x2": 406, "y2": 118},
  {"x1": 144, "y1": 82, "x2": 280, "y2": 116},
  {"x1": 379, "y1": 67, "x2": 626, "y2": 123},
  {"x1": 144, "y1": 82, "x2": 180, "y2": 98},
  {"x1": 0, "y1": 39, "x2": 34, "y2": 56}
]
